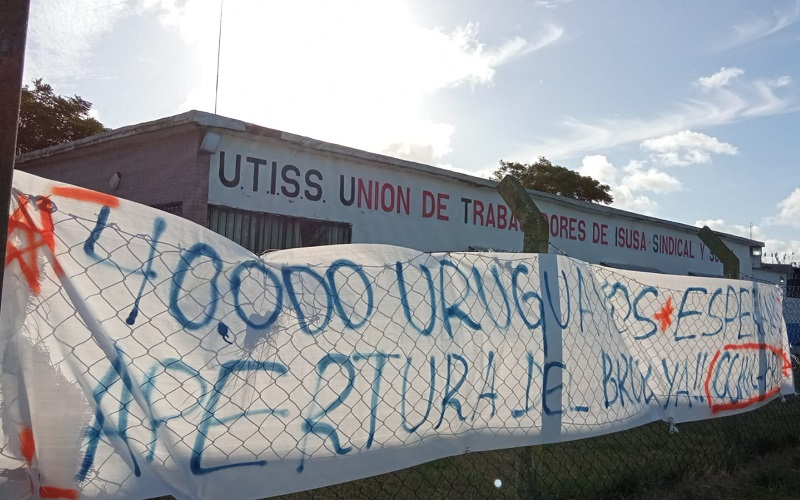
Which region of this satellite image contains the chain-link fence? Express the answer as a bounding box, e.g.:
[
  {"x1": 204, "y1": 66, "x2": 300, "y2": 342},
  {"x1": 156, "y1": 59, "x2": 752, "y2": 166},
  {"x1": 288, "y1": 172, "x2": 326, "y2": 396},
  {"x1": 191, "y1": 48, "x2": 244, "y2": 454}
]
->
[
  {"x1": 2, "y1": 177, "x2": 797, "y2": 499},
  {"x1": 270, "y1": 268, "x2": 800, "y2": 500},
  {"x1": 783, "y1": 283, "x2": 800, "y2": 354}
]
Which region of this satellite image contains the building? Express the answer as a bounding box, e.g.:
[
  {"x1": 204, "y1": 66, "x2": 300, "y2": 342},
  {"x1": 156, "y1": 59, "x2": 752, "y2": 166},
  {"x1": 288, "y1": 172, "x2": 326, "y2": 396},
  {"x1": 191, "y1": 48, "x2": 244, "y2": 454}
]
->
[{"x1": 15, "y1": 110, "x2": 768, "y2": 279}]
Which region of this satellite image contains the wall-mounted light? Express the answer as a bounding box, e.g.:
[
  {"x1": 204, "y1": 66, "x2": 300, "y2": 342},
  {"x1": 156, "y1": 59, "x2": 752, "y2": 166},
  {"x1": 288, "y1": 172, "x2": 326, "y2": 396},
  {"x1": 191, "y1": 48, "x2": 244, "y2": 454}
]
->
[
  {"x1": 751, "y1": 246, "x2": 763, "y2": 256},
  {"x1": 199, "y1": 131, "x2": 221, "y2": 154},
  {"x1": 108, "y1": 171, "x2": 122, "y2": 190}
]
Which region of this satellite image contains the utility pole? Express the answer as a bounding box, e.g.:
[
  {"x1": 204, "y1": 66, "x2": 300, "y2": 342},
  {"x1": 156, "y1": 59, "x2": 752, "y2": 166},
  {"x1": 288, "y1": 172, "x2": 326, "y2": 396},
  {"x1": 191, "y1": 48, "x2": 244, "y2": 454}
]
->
[{"x1": 0, "y1": 0, "x2": 32, "y2": 314}]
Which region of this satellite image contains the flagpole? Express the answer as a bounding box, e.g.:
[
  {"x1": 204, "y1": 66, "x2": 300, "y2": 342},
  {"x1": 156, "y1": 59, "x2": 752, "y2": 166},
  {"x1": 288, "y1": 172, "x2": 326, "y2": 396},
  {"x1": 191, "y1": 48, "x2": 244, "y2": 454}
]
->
[{"x1": 214, "y1": 0, "x2": 224, "y2": 114}]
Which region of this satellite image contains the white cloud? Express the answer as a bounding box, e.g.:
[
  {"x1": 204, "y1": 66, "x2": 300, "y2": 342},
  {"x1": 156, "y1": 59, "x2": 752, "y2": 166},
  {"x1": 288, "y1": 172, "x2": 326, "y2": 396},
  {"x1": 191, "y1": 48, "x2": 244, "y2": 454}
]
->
[
  {"x1": 723, "y1": 0, "x2": 800, "y2": 49},
  {"x1": 611, "y1": 185, "x2": 660, "y2": 215},
  {"x1": 697, "y1": 67, "x2": 744, "y2": 90},
  {"x1": 621, "y1": 166, "x2": 682, "y2": 193},
  {"x1": 771, "y1": 188, "x2": 800, "y2": 228},
  {"x1": 380, "y1": 120, "x2": 456, "y2": 164},
  {"x1": 169, "y1": 1, "x2": 562, "y2": 164},
  {"x1": 533, "y1": 0, "x2": 573, "y2": 9},
  {"x1": 136, "y1": 0, "x2": 184, "y2": 26},
  {"x1": 745, "y1": 76, "x2": 795, "y2": 117},
  {"x1": 24, "y1": 0, "x2": 561, "y2": 166},
  {"x1": 523, "y1": 70, "x2": 794, "y2": 160},
  {"x1": 24, "y1": 0, "x2": 130, "y2": 81},
  {"x1": 577, "y1": 155, "x2": 678, "y2": 214},
  {"x1": 578, "y1": 155, "x2": 617, "y2": 185},
  {"x1": 640, "y1": 130, "x2": 738, "y2": 166},
  {"x1": 515, "y1": 24, "x2": 565, "y2": 55},
  {"x1": 769, "y1": 75, "x2": 793, "y2": 88}
]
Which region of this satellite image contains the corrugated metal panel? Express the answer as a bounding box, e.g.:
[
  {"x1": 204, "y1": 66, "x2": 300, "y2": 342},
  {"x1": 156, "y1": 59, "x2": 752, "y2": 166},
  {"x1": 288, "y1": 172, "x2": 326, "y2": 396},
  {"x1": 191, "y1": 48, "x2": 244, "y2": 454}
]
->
[{"x1": 207, "y1": 205, "x2": 351, "y2": 253}]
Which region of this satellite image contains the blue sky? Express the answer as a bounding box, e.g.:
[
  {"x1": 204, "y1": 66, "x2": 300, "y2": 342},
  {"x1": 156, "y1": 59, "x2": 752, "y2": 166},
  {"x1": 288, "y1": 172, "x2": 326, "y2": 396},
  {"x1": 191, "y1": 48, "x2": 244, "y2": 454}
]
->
[{"x1": 22, "y1": 0, "x2": 800, "y2": 262}]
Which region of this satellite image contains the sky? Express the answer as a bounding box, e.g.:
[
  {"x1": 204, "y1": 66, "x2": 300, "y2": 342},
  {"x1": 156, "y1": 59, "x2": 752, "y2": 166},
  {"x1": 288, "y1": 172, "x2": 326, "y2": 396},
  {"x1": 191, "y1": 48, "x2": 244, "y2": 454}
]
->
[{"x1": 21, "y1": 0, "x2": 800, "y2": 263}]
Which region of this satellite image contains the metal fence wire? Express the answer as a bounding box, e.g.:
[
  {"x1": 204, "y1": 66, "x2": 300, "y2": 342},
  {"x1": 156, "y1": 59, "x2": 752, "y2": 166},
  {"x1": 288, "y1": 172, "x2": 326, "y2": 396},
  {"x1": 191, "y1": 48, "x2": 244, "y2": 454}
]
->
[
  {"x1": 3, "y1": 188, "x2": 798, "y2": 500},
  {"x1": 269, "y1": 273, "x2": 800, "y2": 500}
]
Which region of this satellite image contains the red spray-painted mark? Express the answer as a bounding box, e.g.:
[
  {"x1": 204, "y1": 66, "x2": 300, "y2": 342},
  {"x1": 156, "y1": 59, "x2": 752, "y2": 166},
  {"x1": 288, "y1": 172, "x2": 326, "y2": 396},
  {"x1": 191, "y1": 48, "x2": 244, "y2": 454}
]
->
[
  {"x1": 654, "y1": 297, "x2": 674, "y2": 332},
  {"x1": 704, "y1": 343, "x2": 792, "y2": 414},
  {"x1": 39, "y1": 486, "x2": 79, "y2": 499},
  {"x1": 19, "y1": 427, "x2": 35, "y2": 463},
  {"x1": 18, "y1": 427, "x2": 79, "y2": 499},
  {"x1": 6, "y1": 186, "x2": 120, "y2": 293},
  {"x1": 50, "y1": 186, "x2": 119, "y2": 208},
  {"x1": 5, "y1": 193, "x2": 63, "y2": 293}
]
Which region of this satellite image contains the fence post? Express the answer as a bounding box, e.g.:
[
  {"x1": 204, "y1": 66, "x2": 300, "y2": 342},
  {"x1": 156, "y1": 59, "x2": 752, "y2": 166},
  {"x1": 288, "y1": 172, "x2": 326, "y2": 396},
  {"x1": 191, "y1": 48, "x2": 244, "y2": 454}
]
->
[
  {"x1": 697, "y1": 225, "x2": 745, "y2": 458},
  {"x1": 697, "y1": 226, "x2": 740, "y2": 279},
  {"x1": 497, "y1": 175, "x2": 548, "y2": 499},
  {"x1": 497, "y1": 176, "x2": 549, "y2": 254},
  {"x1": 0, "y1": 0, "x2": 31, "y2": 318}
]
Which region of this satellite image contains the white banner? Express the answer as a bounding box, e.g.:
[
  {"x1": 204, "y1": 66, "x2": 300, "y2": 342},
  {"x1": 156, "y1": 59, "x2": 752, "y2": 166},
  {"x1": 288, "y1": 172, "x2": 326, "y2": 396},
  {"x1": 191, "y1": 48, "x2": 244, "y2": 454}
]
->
[{"x1": 1, "y1": 171, "x2": 793, "y2": 499}]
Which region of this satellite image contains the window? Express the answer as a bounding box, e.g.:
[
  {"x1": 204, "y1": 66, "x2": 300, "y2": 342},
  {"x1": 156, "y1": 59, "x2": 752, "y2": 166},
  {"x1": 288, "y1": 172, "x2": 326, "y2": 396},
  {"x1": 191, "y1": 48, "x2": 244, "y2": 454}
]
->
[
  {"x1": 151, "y1": 202, "x2": 183, "y2": 216},
  {"x1": 208, "y1": 205, "x2": 352, "y2": 254}
]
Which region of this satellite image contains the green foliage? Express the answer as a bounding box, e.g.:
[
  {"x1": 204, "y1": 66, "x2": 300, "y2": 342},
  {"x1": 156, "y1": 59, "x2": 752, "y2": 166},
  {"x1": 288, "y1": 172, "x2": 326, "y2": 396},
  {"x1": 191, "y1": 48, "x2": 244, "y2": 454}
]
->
[
  {"x1": 17, "y1": 79, "x2": 107, "y2": 155},
  {"x1": 493, "y1": 156, "x2": 614, "y2": 204}
]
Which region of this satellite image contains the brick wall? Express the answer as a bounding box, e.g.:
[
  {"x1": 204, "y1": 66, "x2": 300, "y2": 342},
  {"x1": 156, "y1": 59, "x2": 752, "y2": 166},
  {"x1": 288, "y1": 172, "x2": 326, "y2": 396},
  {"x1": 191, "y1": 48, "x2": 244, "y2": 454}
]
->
[{"x1": 15, "y1": 126, "x2": 212, "y2": 227}]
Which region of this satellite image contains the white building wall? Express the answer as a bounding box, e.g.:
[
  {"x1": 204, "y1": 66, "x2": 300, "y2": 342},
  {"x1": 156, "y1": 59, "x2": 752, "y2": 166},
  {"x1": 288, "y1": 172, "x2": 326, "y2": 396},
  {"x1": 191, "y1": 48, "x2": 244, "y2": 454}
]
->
[{"x1": 207, "y1": 131, "x2": 758, "y2": 277}]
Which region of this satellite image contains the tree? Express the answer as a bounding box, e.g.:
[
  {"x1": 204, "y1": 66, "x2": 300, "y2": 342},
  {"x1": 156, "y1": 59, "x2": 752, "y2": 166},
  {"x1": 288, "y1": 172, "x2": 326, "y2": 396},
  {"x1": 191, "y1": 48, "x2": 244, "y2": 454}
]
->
[
  {"x1": 16, "y1": 79, "x2": 107, "y2": 155},
  {"x1": 493, "y1": 157, "x2": 613, "y2": 204}
]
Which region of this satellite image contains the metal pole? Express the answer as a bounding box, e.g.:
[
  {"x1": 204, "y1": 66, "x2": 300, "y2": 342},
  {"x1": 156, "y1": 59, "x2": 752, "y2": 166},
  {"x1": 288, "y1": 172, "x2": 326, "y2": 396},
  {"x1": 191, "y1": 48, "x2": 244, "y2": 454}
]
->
[
  {"x1": 214, "y1": 0, "x2": 224, "y2": 114},
  {"x1": 697, "y1": 226, "x2": 740, "y2": 279},
  {"x1": 0, "y1": 0, "x2": 32, "y2": 313},
  {"x1": 496, "y1": 174, "x2": 548, "y2": 499}
]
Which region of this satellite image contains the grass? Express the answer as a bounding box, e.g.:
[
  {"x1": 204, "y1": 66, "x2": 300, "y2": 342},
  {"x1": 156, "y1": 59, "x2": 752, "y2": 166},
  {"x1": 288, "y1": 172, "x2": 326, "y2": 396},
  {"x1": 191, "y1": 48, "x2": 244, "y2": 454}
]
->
[
  {"x1": 273, "y1": 394, "x2": 800, "y2": 499},
  {"x1": 634, "y1": 444, "x2": 800, "y2": 499}
]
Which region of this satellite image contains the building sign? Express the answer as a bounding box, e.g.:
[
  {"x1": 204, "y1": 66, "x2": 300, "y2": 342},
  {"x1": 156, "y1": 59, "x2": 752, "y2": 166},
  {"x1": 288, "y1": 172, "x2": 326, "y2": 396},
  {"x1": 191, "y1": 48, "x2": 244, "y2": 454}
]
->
[{"x1": 208, "y1": 134, "x2": 751, "y2": 276}]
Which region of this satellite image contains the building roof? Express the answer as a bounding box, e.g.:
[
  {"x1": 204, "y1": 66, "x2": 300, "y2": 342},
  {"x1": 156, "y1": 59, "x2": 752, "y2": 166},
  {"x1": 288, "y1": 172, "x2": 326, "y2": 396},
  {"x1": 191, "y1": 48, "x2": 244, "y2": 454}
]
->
[
  {"x1": 15, "y1": 110, "x2": 765, "y2": 249},
  {"x1": 602, "y1": 262, "x2": 666, "y2": 274},
  {"x1": 758, "y1": 262, "x2": 797, "y2": 273}
]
